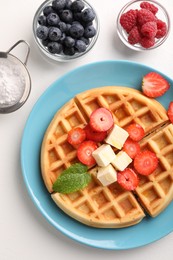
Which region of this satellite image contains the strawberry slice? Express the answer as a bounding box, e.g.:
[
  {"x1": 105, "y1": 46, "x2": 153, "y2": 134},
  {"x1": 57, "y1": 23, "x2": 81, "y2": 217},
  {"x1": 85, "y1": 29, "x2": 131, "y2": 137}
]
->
[
  {"x1": 167, "y1": 101, "x2": 173, "y2": 123},
  {"x1": 84, "y1": 124, "x2": 107, "y2": 142},
  {"x1": 123, "y1": 138, "x2": 140, "y2": 159},
  {"x1": 142, "y1": 72, "x2": 170, "y2": 98},
  {"x1": 77, "y1": 140, "x2": 98, "y2": 166},
  {"x1": 67, "y1": 127, "x2": 86, "y2": 146},
  {"x1": 89, "y1": 108, "x2": 114, "y2": 132},
  {"x1": 126, "y1": 123, "x2": 145, "y2": 141},
  {"x1": 117, "y1": 168, "x2": 139, "y2": 191},
  {"x1": 134, "y1": 150, "x2": 158, "y2": 175}
]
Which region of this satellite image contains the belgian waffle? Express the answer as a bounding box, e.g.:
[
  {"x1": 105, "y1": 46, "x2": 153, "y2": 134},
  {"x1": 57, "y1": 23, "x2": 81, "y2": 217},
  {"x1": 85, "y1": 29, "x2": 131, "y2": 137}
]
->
[{"x1": 41, "y1": 86, "x2": 171, "y2": 228}]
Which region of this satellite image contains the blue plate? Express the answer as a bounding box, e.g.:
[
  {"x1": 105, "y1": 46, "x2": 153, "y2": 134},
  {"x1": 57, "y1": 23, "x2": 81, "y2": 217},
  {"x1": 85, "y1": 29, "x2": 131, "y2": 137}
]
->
[{"x1": 21, "y1": 60, "x2": 173, "y2": 250}]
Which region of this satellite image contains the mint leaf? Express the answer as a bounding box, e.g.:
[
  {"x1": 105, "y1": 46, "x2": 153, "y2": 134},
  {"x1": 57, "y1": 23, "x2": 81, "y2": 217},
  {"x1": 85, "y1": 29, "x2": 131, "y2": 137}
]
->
[
  {"x1": 52, "y1": 163, "x2": 91, "y2": 194},
  {"x1": 52, "y1": 172, "x2": 91, "y2": 194},
  {"x1": 60, "y1": 163, "x2": 88, "y2": 176}
]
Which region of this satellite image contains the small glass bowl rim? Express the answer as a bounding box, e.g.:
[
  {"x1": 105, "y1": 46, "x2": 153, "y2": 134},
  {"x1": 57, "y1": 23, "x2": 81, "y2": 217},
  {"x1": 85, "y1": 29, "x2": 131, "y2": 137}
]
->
[
  {"x1": 32, "y1": 0, "x2": 100, "y2": 62},
  {"x1": 116, "y1": 0, "x2": 171, "y2": 51}
]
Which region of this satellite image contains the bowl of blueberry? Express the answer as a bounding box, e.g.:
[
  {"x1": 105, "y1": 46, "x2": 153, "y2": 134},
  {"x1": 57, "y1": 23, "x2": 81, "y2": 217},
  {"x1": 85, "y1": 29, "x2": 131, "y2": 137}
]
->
[
  {"x1": 116, "y1": 0, "x2": 170, "y2": 51},
  {"x1": 33, "y1": 0, "x2": 99, "y2": 62}
]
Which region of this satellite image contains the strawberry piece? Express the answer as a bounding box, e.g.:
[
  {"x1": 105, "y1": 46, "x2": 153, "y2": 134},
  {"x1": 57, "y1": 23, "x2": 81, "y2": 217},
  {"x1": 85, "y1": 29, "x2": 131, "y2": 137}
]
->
[
  {"x1": 167, "y1": 101, "x2": 173, "y2": 123},
  {"x1": 117, "y1": 168, "x2": 139, "y2": 191},
  {"x1": 134, "y1": 150, "x2": 158, "y2": 175},
  {"x1": 84, "y1": 124, "x2": 107, "y2": 142},
  {"x1": 89, "y1": 108, "x2": 114, "y2": 132},
  {"x1": 67, "y1": 127, "x2": 86, "y2": 146},
  {"x1": 77, "y1": 140, "x2": 98, "y2": 166},
  {"x1": 142, "y1": 72, "x2": 170, "y2": 98},
  {"x1": 126, "y1": 123, "x2": 145, "y2": 142},
  {"x1": 123, "y1": 138, "x2": 140, "y2": 159}
]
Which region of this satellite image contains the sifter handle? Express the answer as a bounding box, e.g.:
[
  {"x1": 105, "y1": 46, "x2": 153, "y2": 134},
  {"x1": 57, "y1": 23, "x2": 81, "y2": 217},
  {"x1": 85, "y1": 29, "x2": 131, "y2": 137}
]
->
[{"x1": 7, "y1": 40, "x2": 30, "y2": 65}]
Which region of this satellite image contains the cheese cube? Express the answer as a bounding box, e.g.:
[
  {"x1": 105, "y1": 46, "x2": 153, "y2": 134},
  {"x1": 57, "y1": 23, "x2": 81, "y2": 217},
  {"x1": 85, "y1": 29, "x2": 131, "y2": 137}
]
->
[
  {"x1": 111, "y1": 151, "x2": 132, "y2": 171},
  {"x1": 97, "y1": 164, "x2": 117, "y2": 186},
  {"x1": 105, "y1": 124, "x2": 129, "y2": 149},
  {"x1": 92, "y1": 144, "x2": 116, "y2": 167}
]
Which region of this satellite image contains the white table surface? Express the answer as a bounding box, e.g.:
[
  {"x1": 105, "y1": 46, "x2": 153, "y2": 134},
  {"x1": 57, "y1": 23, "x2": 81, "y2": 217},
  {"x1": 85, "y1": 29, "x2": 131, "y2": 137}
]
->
[{"x1": 0, "y1": 0, "x2": 173, "y2": 259}]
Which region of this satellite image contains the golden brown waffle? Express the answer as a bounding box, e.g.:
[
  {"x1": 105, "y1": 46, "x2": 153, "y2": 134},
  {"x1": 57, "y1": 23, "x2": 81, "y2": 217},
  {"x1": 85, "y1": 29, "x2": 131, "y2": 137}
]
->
[
  {"x1": 136, "y1": 123, "x2": 173, "y2": 217},
  {"x1": 41, "y1": 86, "x2": 170, "y2": 228}
]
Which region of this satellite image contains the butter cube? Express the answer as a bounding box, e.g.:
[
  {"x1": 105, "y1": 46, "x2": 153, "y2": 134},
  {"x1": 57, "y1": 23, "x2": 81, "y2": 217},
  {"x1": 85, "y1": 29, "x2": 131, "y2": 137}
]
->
[
  {"x1": 105, "y1": 124, "x2": 129, "y2": 149},
  {"x1": 112, "y1": 151, "x2": 132, "y2": 171},
  {"x1": 97, "y1": 164, "x2": 117, "y2": 186},
  {"x1": 92, "y1": 144, "x2": 116, "y2": 167}
]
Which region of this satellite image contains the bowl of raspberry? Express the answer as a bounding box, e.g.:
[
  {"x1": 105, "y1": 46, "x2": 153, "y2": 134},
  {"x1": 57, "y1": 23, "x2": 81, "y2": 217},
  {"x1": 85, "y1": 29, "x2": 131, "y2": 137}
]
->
[
  {"x1": 33, "y1": 0, "x2": 99, "y2": 62},
  {"x1": 116, "y1": 0, "x2": 170, "y2": 51}
]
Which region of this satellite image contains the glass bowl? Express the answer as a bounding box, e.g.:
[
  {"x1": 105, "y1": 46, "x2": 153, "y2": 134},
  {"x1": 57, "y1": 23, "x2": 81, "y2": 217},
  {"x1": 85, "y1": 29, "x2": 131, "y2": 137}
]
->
[
  {"x1": 116, "y1": 0, "x2": 170, "y2": 51},
  {"x1": 33, "y1": 0, "x2": 99, "y2": 62}
]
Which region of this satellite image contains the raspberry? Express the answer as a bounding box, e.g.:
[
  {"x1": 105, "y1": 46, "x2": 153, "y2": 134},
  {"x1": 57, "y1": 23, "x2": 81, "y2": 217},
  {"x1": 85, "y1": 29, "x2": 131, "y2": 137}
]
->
[
  {"x1": 140, "y1": 36, "x2": 155, "y2": 48},
  {"x1": 120, "y1": 9, "x2": 137, "y2": 33},
  {"x1": 156, "y1": 19, "x2": 167, "y2": 38},
  {"x1": 137, "y1": 8, "x2": 156, "y2": 26},
  {"x1": 140, "y1": 1, "x2": 158, "y2": 15},
  {"x1": 128, "y1": 26, "x2": 141, "y2": 45},
  {"x1": 141, "y1": 21, "x2": 157, "y2": 38}
]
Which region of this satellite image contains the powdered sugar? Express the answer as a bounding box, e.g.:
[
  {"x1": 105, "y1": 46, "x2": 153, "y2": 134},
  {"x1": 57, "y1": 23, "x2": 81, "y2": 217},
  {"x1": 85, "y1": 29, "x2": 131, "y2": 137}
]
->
[{"x1": 0, "y1": 58, "x2": 25, "y2": 107}]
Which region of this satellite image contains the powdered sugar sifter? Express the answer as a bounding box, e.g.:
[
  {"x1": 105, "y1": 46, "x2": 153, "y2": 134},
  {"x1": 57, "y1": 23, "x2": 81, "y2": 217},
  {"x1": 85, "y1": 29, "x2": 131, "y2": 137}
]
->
[{"x1": 0, "y1": 40, "x2": 31, "y2": 113}]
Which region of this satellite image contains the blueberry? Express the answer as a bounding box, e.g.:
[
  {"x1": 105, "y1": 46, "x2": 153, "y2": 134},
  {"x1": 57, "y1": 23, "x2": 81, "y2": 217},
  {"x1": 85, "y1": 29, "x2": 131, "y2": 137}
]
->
[
  {"x1": 41, "y1": 39, "x2": 50, "y2": 46},
  {"x1": 59, "y1": 32, "x2": 66, "y2": 43},
  {"x1": 47, "y1": 12, "x2": 60, "y2": 26},
  {"x1": 52, "y1": 0, "x2": 67, "y2": 10},
  {"x1": 72, "y1": 21, "x2": 80, "y2": 25},
  {"x1": 81, "y1": 8, "x2": 96, "y2": 22},
  {"x1": 36, "y1": 25, "x2": 49, "y2": 40},
  {"x1": 65, "y1": 0, "x2": 72, "y2": 9},
  {"x1": 71, "y1": 0, "x2": 85, "y2": 12},
  {"x1": 75, "y1": 39, "x2": 87, "y2": 52},
  {"x1": 63, "y1": 46, "x2": 76, "y2": 55},
  {"x1": 47, "y1": 42, "x2": 63, "y2": 54},
  {"x1": 69, "y1": 23, "x2": 84, "y2": 38},
  {"x1": 58, "y1": 21, "x2": 67, "y2": 32},
  {"x1": 60, "y1": 9, "x2": 73, "y2": 23},
  {"x1": 43, "y1": 5, "x2": 54, "y2": 16},
  {"x1": 65, "y1": 23, "x2": 72, "y2": 34},
  {"x1": 73, "y1": 12, "x2": 82, "y2": 22},
  {"x1": 79, "y1": 36, "x2": 89, "y2": 45},
  {"x1": 38, "y1": 15, "x2": 47, "y2": 26},
  {"x1": 85, "y1": 21, "x2": 93, "y2": 27},
  {"x1": 64, "y1": 36, "x2": 75, "y2": 47},
  {"x1": 48, "y1": 27, "x2": 62, "y2": 41},
  {"x1": 84, "y1": 25, "x2": 96, "y2": 38}
]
